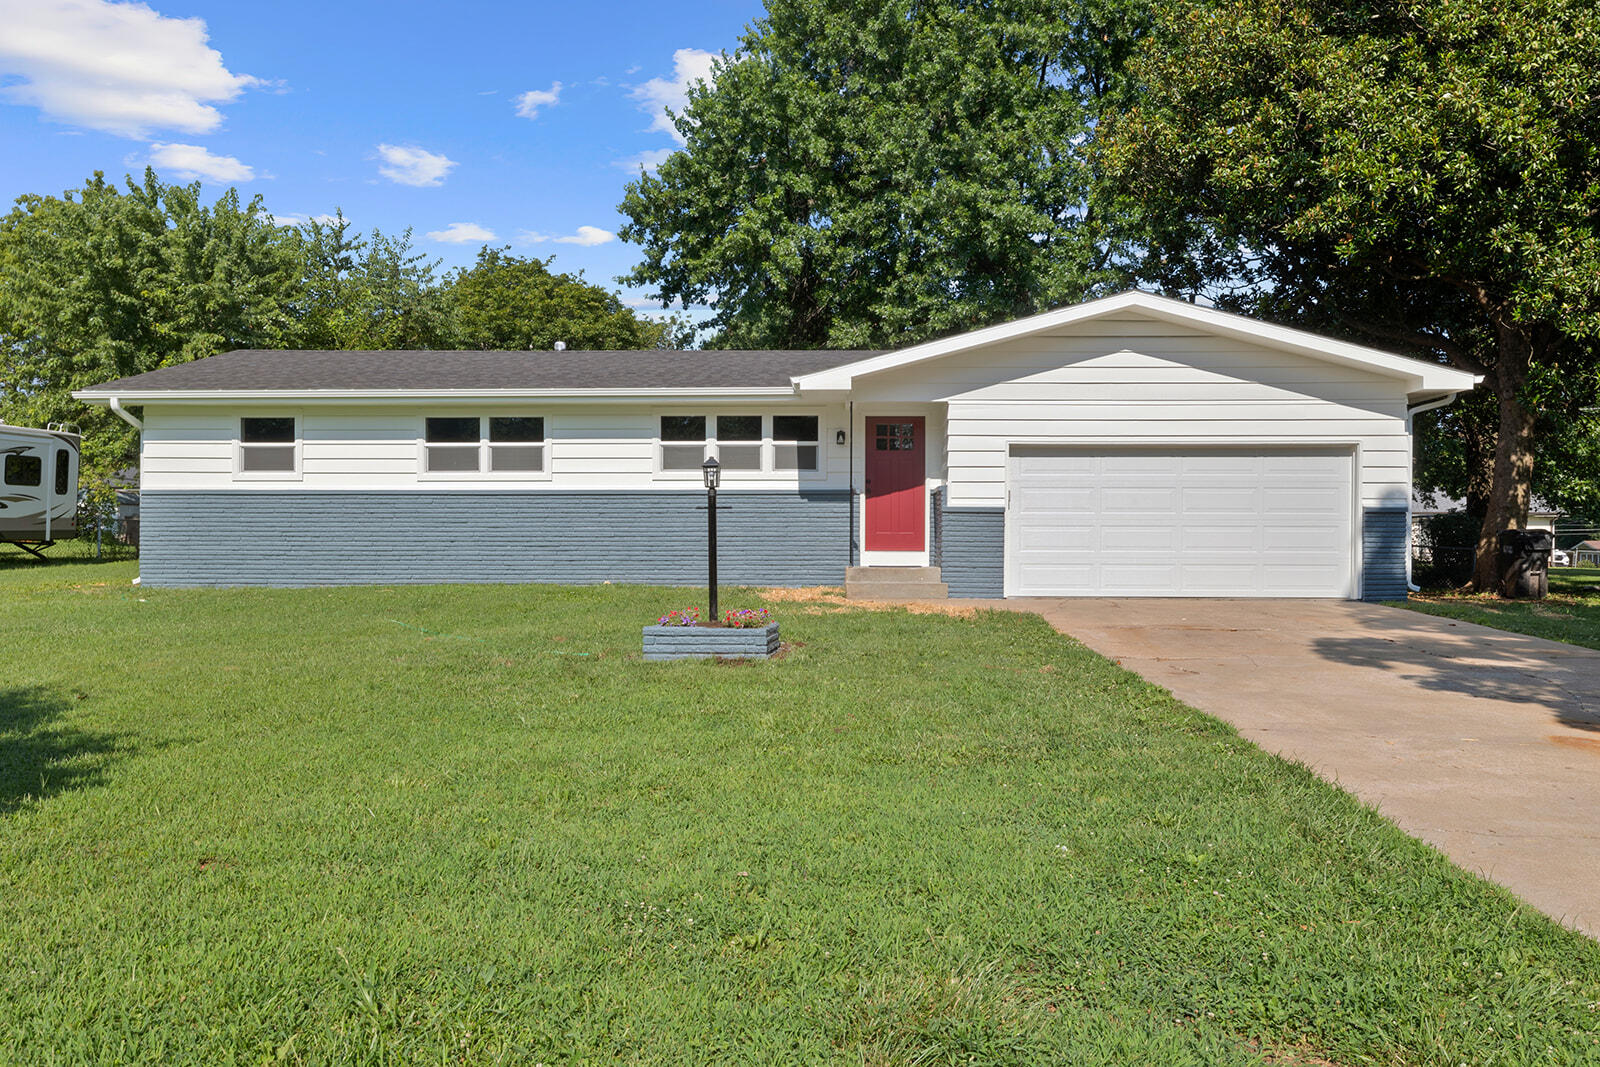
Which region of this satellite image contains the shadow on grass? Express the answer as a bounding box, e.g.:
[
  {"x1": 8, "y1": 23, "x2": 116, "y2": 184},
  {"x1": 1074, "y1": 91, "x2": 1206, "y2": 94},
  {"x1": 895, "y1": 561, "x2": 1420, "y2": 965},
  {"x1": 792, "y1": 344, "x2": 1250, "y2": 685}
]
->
[
  {"x1": 0, "y1": 548, "x2": 137, "y2": 572},
  {"x1": 1310, "y1": 632, "x2": 1600, "y2": 733},
  {"x1": 0, "y1": 686, "x2": 128, "y2": 814}
]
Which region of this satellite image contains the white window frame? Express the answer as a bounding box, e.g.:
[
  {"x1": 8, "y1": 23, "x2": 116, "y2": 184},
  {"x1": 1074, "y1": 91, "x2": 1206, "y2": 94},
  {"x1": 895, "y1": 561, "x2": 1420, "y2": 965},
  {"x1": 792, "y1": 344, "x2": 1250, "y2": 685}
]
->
[
  {"x1": 652, "y1": 412, "x2": 827, "y2": 480},
  {"x1": 233, "y1": 413, "x2": 303, "y2": 481},
  {"x1": 416, "y1": 414, "x2": 552, "y2": 481}
]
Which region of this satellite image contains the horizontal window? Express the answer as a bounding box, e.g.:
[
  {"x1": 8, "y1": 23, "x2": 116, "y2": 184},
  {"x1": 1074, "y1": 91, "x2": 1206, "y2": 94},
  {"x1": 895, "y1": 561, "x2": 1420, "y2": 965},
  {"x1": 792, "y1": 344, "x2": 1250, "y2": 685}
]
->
[
  {"x1": 4, "y1": 453, "x2": 41, "y2": 487},
  {"x1": 657, "y1": 414, "x2": 822, "y2": 475},
  {"x1": 424, "y1": 416, "x2": 547, "y2": 475},
  {"x1": 238, "y1": 417, "x2": 298, "y2": 475}
]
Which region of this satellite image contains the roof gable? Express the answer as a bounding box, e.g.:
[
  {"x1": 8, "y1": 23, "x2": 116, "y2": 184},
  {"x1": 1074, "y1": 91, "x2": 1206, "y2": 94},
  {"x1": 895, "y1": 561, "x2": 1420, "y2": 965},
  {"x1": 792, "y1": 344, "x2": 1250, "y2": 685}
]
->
[{"x1": 791, "y1": 291, "x2": 1480, "y2": 398}]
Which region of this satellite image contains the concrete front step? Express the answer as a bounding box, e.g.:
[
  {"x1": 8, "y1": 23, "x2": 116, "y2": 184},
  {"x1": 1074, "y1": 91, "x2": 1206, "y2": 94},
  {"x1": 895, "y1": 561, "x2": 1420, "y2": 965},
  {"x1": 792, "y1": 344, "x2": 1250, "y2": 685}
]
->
[
  {"x1": 845, "y1": 566, "x2": 949, "y2": 601},
  {"x1": 845, "y1": 566, "x2": 943, "y2": 582}
]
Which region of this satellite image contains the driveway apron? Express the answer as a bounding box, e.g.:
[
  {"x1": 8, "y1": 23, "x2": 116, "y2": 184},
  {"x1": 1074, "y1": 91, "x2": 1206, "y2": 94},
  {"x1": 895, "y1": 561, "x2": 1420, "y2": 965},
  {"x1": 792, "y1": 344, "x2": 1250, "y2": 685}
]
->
[{"x1": 993, "y1": 598, "x2": 1600, "y2": 938}]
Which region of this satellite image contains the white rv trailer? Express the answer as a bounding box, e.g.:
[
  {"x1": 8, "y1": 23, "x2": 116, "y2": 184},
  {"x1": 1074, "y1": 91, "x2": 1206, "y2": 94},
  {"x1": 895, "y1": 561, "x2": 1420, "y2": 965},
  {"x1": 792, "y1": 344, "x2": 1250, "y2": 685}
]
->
[{"x1": 0, "y1": 423, "x2": 81, "y2": 553}]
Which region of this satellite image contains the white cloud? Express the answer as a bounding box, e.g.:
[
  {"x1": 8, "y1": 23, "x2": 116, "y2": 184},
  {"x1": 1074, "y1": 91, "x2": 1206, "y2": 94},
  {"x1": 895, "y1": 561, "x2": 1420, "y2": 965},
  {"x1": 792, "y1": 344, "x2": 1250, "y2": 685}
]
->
[
  {"x1": 613, "y1": 147, "x2": 674, "y2": 174},
  {"x1": 375, "y1": 143, "x2": 456, "y2": 187},
  {"x1": 630, "y1": 48, "x2": 717, "y2": 144},
  {"x1": 516, "y1": 225, "x2": 616, "y2": 247},
  {"x1": 556, "y1": 225, "x2": 615, "y2": 246},
  {"x1": 147, "y1": 142, "x2": 253, "y2": 182},
  {"x1": 514, "y1": 82, "x2": 561, "y2": 119},
  {"x1": 0, "y1": 0, "x2": 260, "y2": 138},
  {"x1": 426, "y1": 222, "x2": 496, "y2": 244}
]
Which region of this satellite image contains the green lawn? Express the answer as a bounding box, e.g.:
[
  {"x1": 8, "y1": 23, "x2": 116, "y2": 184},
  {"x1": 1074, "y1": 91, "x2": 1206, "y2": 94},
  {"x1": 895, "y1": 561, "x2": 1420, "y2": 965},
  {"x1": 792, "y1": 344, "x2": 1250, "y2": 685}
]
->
[
  {"x1": 1404, "y1": 568, "x2": 1600, "y2": 650},
  {"x1": 2, "y1": 558, "x2": 1598, "y2": 1065}
]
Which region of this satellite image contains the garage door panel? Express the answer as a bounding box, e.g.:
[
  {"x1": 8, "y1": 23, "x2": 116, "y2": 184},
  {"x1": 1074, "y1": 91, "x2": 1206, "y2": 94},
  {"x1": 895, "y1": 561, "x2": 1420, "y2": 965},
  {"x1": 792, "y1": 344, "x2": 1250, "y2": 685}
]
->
[
  {"x1": 1179, "y1": 564, "x2": 1261, "y2": 593},
  {"x1": 1180, "y1": 487, "x2": 1259, "y2": 512},
  {"x1": 1101, "y1": 487, "x2": 1180, "y2": 514},
  {"x1": 1016, "y1": 524, "x2": 1097, "y2": 550},
  {"x1": 1016, "y1": 486, "x2": 1097, "y2": 511},
  {"x1": 1101, "y1": 564, "x2": 1182, "y2": 590},
  {"x1": 1180, "y1": 525, "x2": 1259, "y2": 551},
  {"x1": 1100, "y1": 525, "x2": 1177, "y2": 551},
  {"x1": 1008, "y1": 447, "x2": 1353, "y2": 597}
]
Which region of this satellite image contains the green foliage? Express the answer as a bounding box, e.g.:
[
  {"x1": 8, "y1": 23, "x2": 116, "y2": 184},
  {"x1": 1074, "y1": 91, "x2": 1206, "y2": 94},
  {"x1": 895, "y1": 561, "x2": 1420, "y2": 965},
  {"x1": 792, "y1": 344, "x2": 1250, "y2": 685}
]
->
[
  {"x1": 618, "y1": 0, "x2": 1151, "y2": 349},
  {"x1": 284, "y1": 212, "x2": 454, "y2": 350},
  {"x1": 1101, "y1": 0, "x2": 1600, "y2": 584},
  {"x1": 1106, "y1": 0, "x2": 1600, "y2": 334},
  {"x1": 0, "y1": 573, "x2": 1596, "y2": 1061},
  {"x1": 0, "y1": 171, "x2": 301, "y2": 481},
  {"x1": 445, "y1": 246, "x2": 683, "y2": 350},
  {"x1": 0, "y1": 175, "x2": 682, "y2": 484}
]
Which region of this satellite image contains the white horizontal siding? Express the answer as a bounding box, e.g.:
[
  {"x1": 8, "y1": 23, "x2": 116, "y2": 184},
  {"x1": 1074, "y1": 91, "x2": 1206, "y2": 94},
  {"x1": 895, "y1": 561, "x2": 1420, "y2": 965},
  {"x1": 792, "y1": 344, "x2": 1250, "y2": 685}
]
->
[
  {"x1": 854, "y1": 324, "x2": 1413, "y2": 510},
  {"x1": 138, "y1": 403, "x2": 852, "y2": 492}
]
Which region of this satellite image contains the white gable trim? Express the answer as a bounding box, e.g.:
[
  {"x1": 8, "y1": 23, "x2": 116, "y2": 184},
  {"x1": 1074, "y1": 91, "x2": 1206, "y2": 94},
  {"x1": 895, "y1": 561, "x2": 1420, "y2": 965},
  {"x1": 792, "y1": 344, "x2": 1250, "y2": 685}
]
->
[{"x1": 791, "y1": 290, "x2": 1480, "y2": 396}]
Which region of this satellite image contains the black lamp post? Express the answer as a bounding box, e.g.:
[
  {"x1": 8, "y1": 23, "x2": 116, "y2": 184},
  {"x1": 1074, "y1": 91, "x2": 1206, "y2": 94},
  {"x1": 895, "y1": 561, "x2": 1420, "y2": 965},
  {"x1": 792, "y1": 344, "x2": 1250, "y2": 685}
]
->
[{"x1": 702, "y1": 456, "x2": 721, "y2": 621}]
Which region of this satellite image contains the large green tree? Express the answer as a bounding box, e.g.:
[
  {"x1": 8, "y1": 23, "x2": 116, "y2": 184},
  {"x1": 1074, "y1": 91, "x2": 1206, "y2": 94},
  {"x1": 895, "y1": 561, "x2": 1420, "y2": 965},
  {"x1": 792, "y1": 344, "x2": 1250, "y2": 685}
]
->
[
  {"x1": 0, "y1": 171, "x2": 300, "y2": 481},
  {"x1": 1102, "y1": 0, "x2": 1600, "y2": 590},
  {"x1": 445, "y1": 247, "x2": 685, "y2": 350},
  {"x1": 287, "y1": 213, "x2": 454, "y2": 350},
  {"x1": 618, "y1": 0, "x2": 1149, "y2": 349}
]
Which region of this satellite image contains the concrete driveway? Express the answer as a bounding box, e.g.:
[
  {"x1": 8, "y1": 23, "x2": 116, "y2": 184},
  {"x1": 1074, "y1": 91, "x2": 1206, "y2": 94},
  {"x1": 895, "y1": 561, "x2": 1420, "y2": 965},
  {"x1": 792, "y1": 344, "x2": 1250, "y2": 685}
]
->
[{"x1": 999, "y1": 598, "x2": 1600, "y2": 938}]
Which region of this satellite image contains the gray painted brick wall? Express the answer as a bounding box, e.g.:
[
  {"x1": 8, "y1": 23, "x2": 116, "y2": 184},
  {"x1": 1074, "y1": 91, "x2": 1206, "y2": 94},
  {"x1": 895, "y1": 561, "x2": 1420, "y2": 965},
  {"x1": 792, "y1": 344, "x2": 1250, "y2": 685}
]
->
[
  {"x1": 941, "y1": 506, "x2": 1005, "y2": 598},
  {"x1": 140, "y1": 490, "x2": 850, "y2": 588},
  {"x1": 1362, "y1": 507, "x2": 1410, "y2": 602}
]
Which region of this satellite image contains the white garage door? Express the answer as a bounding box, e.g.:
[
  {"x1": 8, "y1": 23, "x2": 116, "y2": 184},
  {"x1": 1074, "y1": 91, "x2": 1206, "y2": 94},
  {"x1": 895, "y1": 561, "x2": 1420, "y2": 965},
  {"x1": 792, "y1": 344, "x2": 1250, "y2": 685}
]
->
[{"x1": 1007, "y1": 447, "x2": 1354, "y2": 597}]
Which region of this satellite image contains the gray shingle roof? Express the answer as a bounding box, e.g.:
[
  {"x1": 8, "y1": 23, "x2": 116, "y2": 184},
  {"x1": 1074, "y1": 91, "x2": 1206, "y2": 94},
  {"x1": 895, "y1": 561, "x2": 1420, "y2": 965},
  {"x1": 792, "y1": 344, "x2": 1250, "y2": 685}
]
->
[{"x1": 81, "y1": 348, "x2": 879, "y2": 394}]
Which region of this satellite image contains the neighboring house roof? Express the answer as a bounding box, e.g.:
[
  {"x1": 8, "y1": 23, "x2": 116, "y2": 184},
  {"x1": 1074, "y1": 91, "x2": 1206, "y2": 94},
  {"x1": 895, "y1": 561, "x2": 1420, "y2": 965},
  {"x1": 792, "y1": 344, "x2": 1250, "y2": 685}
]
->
[
  {"x1": 1574, "y1": 540, "x2": 1600, "y2": 552},
  {"x1": 75, "y1": 348, "x2": 876, "y2": 400},
  {"x1": 1411, "y1": 492, "x2": 1562, "y2": 518},
  {"x1": 791, "y1": 290, "x2": 1481, "y2": 399}
]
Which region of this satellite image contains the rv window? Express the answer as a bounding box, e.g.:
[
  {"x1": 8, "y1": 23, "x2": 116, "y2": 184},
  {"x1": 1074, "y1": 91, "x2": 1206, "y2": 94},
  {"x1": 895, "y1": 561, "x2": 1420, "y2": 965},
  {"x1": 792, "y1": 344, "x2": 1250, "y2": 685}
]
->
[
  {"x1": 5, "y1": 453, "x2": 41, "y2": 487},
  {"x1": 239, "y1": 417, "x2": 297, "y2": 473},
  {"x1": 55, "y1": 450, "x2": 70, "y2": 495}
]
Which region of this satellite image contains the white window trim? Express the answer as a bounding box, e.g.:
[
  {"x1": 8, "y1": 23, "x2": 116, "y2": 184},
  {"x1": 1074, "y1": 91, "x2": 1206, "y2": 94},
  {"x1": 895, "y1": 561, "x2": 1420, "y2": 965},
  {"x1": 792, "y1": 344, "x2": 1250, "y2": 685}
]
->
[
  {"x1": 233, "y1": 413, "x2": 303, "y2": 481},
  {"x1": 416, "y1": 415, "x2": 553, "y2": 481},
  {"x1": 652, "y1": 412, "x2": 828, "y2": 481}
]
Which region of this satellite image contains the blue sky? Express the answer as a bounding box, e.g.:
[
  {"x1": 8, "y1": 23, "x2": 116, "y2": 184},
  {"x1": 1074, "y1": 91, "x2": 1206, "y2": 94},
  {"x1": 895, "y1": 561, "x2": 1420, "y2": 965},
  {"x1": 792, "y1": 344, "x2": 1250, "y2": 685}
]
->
[{"x1": 0, "y1": 0, "x2": 766, "y2": 315}]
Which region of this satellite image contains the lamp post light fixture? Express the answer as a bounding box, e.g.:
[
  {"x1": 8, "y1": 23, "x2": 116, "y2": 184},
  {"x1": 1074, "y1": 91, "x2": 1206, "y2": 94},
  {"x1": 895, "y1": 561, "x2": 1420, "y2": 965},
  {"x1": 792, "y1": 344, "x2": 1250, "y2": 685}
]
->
[{"x1": 702, "y1": 456, "x2": 721, "y2": 620}]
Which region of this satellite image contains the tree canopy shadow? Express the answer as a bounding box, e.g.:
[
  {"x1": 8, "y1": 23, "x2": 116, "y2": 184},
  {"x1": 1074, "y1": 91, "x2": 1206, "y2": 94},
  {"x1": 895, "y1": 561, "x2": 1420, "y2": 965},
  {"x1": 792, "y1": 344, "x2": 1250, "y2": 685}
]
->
[
  {"x1": 0, "y1": 686, "x2": 129, "y2": 814},
  {"x1": 1308, "y1": 633, "x2": 1600, "y2": 733}
]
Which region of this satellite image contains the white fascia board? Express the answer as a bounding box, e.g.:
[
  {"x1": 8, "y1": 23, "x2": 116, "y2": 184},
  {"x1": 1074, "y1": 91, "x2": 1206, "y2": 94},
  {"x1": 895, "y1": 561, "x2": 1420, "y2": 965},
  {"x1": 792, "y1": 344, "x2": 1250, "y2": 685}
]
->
[
  {"x1": 791, "y1": 290, "x2": 1481, "y2": 395},
  {"x1": 72, "y1": 386, "x2": 802, "y2": 405}
]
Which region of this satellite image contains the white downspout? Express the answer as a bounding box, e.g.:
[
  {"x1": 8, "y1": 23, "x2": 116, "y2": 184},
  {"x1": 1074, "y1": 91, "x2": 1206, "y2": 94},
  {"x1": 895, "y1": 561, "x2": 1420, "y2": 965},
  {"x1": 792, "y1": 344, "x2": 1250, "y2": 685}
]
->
[
  {"x1": 1405, "y1": 392, "x2": 1460, "y2": 592},
  {"x1": 108, "y1": 397, "x2": 143, "y2": 431}
]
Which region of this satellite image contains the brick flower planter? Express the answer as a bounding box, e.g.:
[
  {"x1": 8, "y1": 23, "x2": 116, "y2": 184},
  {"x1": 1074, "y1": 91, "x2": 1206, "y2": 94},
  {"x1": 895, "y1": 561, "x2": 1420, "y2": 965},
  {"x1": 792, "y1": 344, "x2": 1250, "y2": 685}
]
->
[{"x1": 642, "y1": 623, "x2": 780, "y2": 661}]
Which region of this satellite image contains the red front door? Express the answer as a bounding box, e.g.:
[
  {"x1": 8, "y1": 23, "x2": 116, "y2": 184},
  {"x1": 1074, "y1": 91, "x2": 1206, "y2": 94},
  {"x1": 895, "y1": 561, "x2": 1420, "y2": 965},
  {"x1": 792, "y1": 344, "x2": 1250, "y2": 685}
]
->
[{"x1": 864, "y1": 416, "x2": 926, "y2": 551}]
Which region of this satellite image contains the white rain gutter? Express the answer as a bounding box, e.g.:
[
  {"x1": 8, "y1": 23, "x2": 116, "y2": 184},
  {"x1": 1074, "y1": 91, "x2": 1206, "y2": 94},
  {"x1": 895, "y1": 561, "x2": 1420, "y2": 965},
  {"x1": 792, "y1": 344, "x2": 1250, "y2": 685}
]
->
[
  {"x1": 1405, "y1": 392, "x2": 1460, "y2": 592},
  {"x1": 108, "y1": 397, "x2": 143, "y2": 431}
]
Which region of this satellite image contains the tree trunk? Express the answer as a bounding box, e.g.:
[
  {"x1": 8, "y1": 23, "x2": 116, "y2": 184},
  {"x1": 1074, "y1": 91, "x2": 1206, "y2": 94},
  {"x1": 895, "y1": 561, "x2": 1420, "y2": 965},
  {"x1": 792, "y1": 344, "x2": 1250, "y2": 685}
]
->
[{"x1": 1468, "y1": 323, "x2": 1537, "y2": 592}]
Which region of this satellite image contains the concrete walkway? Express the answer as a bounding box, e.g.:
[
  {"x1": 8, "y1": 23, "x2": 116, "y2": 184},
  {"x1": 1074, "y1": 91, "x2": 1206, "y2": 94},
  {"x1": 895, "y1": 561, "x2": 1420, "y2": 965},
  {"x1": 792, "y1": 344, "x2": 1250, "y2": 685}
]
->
[{"x1": 993, "y1": 598, "x2": 1600, "y2": 938}]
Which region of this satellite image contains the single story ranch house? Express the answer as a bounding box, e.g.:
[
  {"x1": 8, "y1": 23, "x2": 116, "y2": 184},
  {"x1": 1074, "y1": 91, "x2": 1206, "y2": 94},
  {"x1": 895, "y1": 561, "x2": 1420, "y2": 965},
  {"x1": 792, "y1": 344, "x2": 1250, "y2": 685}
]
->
[{"x1": 74, "y1": 291, "x2": 1477, "y2": 599}]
